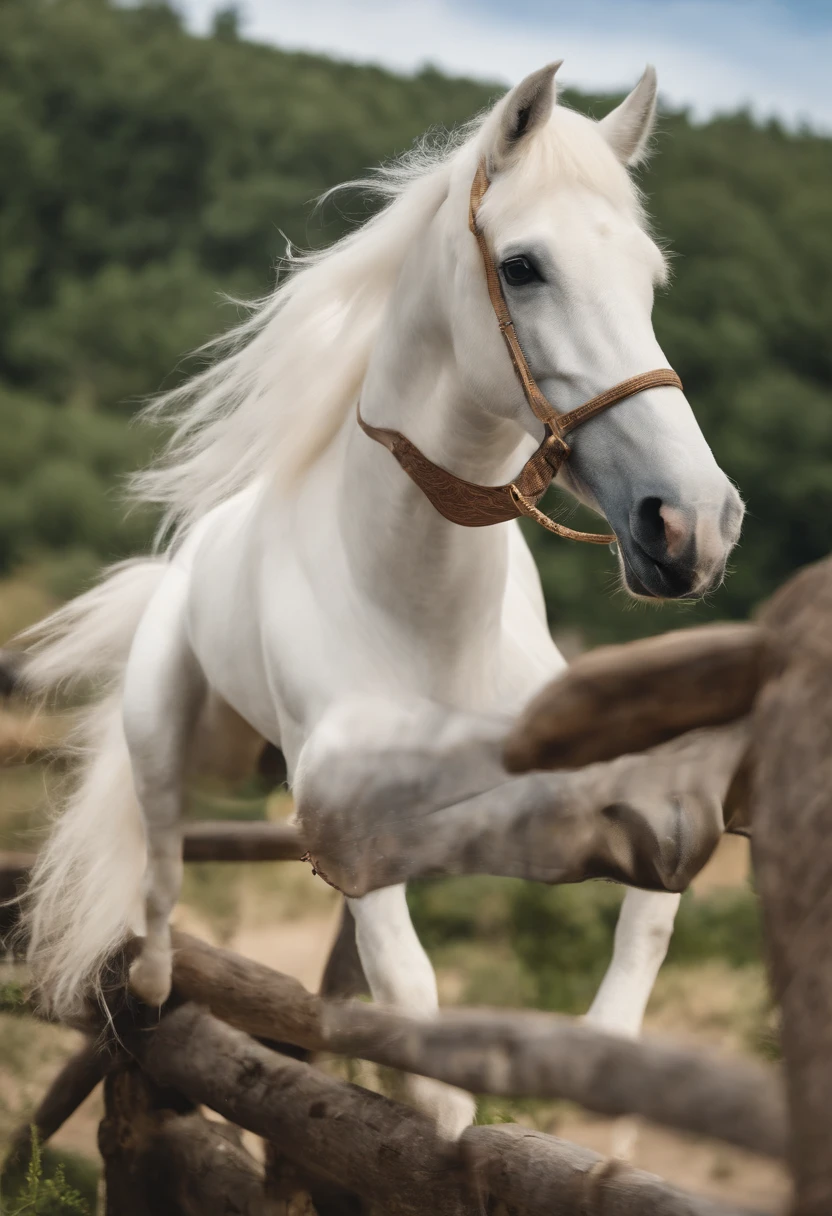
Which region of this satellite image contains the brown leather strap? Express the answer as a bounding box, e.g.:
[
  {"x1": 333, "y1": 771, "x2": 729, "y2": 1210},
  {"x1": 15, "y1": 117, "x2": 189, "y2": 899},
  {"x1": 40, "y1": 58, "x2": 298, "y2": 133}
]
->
[
  {"x1": 357, "y1": 407, "x2": 567, "y2": 528},
  {"x1": 508, "y1": 485, "x2": 617, "y2": 544},
  {"x1": 558, "y1": 368, "x2": 682, "y2": 436},
  {"x1": 358, "y1": 156, "x2": 683, "y2": 543},
  {"x1": 468, "y1": 160, "x2": 560, "y2": 432}
]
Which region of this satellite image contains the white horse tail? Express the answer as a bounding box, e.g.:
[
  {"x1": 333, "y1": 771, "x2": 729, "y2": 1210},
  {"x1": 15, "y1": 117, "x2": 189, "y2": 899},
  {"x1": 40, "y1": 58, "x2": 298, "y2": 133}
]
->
[
  {"x1": 15, "y1": 559, "x2": 167, "y2": 1022},
  {"x1": 24, "y1": 693, "x2": 147, "y2": 1021}
]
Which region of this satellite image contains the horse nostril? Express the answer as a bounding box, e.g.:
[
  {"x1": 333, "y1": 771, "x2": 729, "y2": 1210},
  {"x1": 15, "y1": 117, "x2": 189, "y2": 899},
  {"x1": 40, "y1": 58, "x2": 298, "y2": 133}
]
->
[
  {"x1": 631, "y1": 496, "x2": 667, "y2": 559},
  {"x1": 631, "y1": 498, "x2": 691, "y2": 562}
]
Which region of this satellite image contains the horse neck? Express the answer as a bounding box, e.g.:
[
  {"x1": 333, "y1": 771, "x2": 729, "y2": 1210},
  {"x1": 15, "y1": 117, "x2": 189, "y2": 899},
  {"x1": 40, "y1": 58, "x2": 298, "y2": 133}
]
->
[{"x1": 336, "y1": 325, "x2": 536, "y2": 646}]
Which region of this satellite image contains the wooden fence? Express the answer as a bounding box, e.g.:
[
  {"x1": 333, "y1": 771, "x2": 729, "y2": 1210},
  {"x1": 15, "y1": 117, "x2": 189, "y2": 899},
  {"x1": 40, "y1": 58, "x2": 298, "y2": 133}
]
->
[{"x1": 2, "y1": 554, "x2": 831, "y2": 1215}]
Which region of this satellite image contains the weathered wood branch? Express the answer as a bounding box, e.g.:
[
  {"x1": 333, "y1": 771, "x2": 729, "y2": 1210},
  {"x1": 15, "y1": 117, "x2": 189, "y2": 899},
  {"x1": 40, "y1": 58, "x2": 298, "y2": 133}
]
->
[
  {"x1": 298, "y1": 722, "x2": 747, "y2": 896},
  {"x1": 0, "y1": 850, "x2": 33, "y2": 942},
  {"x1": 5, "y1": 1038, "x2": 111, "y2": 1167},
  {"x1": 162, "y1": 930, "x2": 785, "y2": 1159},
  {"x1": 751, "y1": 557, "x2": 832, "y2": 1216},
  {"x1": 503, "y1": 622, "x2": 765, "y2": 773},
  {"x1": 171, "y1": 930, "x2": 325, "y2": 1049},
  {"x1": 0, "y1": 649, "x2": 22, "y2": 697},
  {"x1": 0, "y1": 823, "x2": 302, "y2": 883},
  {"x1": 181, "y1": 820, "x2": 303, "y2": 863},
  {"x1": 263, "y1": 1142, "x2": 334, "y2": 1216},
  {"x1": 99, "y1": 1059, "x2": 273, "y2": 1216},
  {"x1": 131, "y1": 1002, "x2": 763, "y2": 1216},
  {"x1": 463, "y1": 1123, "x2": 769, "y2": 1216},
  {"x1": 134, "y1": 1002, "x2": 471, "y2": 1216},
  {"x1": 322, "y1": 1002, "x2": 786, "y2": 1161},
  {"x1": 318, "y1": 901, "x2": 369, "y2": 1000},
  {"x1": 140, "y1": 1113, "x2": 275, "y2": 1216}
]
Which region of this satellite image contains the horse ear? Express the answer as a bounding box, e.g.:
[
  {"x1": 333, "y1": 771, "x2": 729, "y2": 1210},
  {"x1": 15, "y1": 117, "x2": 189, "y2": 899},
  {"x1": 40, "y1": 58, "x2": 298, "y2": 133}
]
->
[
  {"x1": 492, "y1": 62, "x2": 561, "y2": 168},
  {"x1": 599, "y1": 65, "x2": 658, "y2": 166}
]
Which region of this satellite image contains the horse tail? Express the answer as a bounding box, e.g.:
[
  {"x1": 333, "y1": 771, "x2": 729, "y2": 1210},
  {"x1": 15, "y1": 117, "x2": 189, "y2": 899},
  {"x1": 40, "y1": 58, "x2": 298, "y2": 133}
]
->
[
  {"x1": 14, "y1": 559, "x2": 166, "y2": 1021},
  {"x1": 24, "y1": 692, "x2": 148, "y2": 1021}
]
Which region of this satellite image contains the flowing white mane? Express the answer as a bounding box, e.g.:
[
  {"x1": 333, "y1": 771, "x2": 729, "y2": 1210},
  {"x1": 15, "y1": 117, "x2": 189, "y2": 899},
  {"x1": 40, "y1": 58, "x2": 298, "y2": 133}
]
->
[{"x1": 134, "y1": 101, "x2": 647, "y2": 542}]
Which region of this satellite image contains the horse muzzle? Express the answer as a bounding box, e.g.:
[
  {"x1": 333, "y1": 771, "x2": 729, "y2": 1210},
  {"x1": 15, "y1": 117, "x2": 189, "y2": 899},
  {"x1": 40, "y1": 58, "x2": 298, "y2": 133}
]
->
[{"x1": 617, "y1": 488, "x2": 744, "y2": 601}]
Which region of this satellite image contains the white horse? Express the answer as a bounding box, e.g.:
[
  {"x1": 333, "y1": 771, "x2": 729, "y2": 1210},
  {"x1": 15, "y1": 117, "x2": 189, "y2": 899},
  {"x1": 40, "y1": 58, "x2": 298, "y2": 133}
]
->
[{"x1": 18, "y1": 62, "x2": 744, "y2": 1135}]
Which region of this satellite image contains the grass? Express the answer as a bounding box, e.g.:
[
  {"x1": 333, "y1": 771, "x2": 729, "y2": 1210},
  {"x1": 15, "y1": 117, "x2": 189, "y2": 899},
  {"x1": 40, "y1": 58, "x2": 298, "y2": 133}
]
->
[
  {"x1": 0, "y1": 1003, "x2": 101, "y2": 1212},
  {"x1": 0, "y1": 983, "x2": 26, "y2": 1018},
  {"x1": 1, "y1": 1132, "x2": 96, "y2": 1215}
]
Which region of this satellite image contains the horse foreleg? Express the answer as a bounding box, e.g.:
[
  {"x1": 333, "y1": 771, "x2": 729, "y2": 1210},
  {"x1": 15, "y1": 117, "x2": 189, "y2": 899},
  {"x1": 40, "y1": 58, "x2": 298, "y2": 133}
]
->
[
  {"x1": 122, "y1": 572, "x2": 205, "y2": 1007},
  {"x1": 295, "y1": 702, "x2": 489, "y2": 1137},
  {"x1": 586, "y1": 889, "x2": 680, "y2": 1035},
  {"x1": 582, "y1": 723, "x2": 749, "y2": 1040},
  {"x1": 347, "y1": 885, "x2": 476, "y2": 1137}
]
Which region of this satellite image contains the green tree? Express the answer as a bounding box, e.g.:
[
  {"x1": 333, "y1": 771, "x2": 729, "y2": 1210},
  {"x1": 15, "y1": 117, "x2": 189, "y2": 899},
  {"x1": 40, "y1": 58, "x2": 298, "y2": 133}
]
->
[{"x1": 0, "y1": 0, "x2": 829, "y2": 638}]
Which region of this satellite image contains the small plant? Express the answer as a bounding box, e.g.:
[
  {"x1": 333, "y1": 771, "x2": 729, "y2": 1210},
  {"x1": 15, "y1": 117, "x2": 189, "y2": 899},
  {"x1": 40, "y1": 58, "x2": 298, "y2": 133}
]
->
[
  {"x1": 4, "y1": 1131, "x2": 90, "y2": 1216},
  {"x1": 0, "y1": 981, "x2": 26, "y2": 1017}
]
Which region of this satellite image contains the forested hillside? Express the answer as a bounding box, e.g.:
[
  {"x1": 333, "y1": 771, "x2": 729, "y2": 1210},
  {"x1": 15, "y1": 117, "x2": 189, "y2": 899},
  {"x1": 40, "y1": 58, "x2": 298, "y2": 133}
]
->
[{"x1": 1, "y1": 0, "x2": 830, "y2": 640}]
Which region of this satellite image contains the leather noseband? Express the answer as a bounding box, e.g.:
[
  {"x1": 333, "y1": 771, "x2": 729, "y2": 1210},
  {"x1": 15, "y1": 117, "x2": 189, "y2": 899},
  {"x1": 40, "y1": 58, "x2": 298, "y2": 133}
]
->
[{"x1": 358, "y1": 158, "x2": 683, "y2": 544}]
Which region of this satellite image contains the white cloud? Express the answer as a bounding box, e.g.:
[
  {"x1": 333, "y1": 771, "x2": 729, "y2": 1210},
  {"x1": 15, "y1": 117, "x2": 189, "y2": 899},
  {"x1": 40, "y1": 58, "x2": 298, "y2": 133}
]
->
[{"x1": 180, "y1": 0, "x2": 832, "y2": 129}]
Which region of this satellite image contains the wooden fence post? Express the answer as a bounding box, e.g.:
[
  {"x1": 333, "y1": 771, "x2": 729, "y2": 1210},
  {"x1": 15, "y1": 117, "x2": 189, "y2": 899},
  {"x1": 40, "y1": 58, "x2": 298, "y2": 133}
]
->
[
  {"x1": 751, "y1": 560, "x2": 832, "y2": 1216},
  {"x1": 98, "y1": 1058, "x2": 273, "y2": 1215}
]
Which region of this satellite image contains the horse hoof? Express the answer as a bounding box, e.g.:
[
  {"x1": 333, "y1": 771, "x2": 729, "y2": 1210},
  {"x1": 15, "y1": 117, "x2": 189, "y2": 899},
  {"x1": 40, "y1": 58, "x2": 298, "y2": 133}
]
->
[{"x1": 129, "y1": 948, "x2": 172, "y2": 1007}]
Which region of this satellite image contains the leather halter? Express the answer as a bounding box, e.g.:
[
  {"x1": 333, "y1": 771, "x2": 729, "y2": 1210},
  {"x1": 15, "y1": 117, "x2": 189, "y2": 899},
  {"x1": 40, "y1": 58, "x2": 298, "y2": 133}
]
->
[{"x1": 358, "y1": 158, "x2": 683, "y2": 544}]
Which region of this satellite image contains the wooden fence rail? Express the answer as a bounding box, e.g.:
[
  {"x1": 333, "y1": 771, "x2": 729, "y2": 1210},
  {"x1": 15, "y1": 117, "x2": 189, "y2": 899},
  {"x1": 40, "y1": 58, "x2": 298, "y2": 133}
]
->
[
  {"x1": 158, "y1": 930, "x2": 786, "y2": 1160},
  {"x1": 0, "y1": 822, "x2": 304, "y2": 941},
  {"x1": 4, "y1": 927, "x2": 783, "y2": 1215},
  {"x1": 114, "y1": 1000, "x2": 767, "y2": 1216}
]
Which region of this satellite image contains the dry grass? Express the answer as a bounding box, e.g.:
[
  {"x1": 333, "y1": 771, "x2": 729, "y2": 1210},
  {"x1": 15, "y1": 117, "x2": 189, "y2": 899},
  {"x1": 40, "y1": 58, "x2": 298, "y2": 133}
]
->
[
  {"x1": 0, "y1": 572, "x2": 58, "y2": 648},
  {"x1": 647, "y1": 959, "x2": 776, "y2": 1056}
]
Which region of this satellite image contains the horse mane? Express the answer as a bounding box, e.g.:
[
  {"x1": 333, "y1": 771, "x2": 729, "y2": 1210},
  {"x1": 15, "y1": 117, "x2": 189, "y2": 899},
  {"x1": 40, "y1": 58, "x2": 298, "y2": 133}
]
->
[
  {"x1": 131, "y1": 125, "x2": 471, "y2": 543},
  {"x1": 133, "y1": 100, "x2": 649, "y2": 544}
]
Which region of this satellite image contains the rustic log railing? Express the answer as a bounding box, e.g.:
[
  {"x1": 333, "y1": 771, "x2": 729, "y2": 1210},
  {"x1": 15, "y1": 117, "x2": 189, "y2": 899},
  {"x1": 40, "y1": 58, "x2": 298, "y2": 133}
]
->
[
  {"x1": 159, "y1": 930, "x2": 786, "y2": 1160},
  {"x1": 8, "y1": 941, "x2": 779, "y2": 1216},
  {"x1": 3, "y1": 908, "x2": 784, "y2": 1214}
]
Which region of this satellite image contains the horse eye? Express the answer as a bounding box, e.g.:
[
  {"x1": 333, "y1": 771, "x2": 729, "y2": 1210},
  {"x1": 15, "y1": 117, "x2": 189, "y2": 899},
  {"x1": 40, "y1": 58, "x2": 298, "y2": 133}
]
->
[{"x1": 501, "y1": 256, "x2": 540, "y2": 286}]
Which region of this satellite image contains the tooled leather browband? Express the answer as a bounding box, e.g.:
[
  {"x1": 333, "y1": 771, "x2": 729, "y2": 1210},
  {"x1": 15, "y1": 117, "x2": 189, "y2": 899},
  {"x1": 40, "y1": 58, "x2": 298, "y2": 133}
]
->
[{"x1": 358, "y1": 157, "x2": 683, "y2": 543}]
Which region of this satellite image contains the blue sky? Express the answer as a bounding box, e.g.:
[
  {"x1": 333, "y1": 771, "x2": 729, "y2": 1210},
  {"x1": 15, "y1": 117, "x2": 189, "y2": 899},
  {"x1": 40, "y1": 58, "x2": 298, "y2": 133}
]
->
[{"x1": 179, "y1": 0, "x2": 832, "y2": 129}]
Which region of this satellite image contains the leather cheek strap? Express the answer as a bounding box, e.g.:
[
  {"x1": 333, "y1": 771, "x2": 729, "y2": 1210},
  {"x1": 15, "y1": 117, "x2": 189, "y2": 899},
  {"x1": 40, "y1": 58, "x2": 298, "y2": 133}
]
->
[{"x1": 509, "y1": 366, "x2": 684, "y2": 544}]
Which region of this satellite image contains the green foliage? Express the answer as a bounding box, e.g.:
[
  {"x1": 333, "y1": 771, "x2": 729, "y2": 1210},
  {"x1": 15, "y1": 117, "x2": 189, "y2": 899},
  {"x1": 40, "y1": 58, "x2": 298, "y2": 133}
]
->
[
  {"x1": 2, "y1": 1132, "x2": 93, "y2": 1215},
  {"x1": 509, "y1": 882, "x2": 624, "y2": 1013},
  {"x1": 0, "y1": 0, "x2": 829, "y2": 638},
  {"x1": 410, "y1": 877, "x2": 764, "y2": 1015},
  {"x1": 0, "y1": 979, "x2": 26, "y2": 1016},
  {"x1": 406, "y1": 875, "x2": 523, "y2": 952},
  {"x1": 666, "y1": 886, "x2": 764, "y2": 969},
  {"x1": 211, "y1": 5, "x2": 242, "y2": 42}
]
